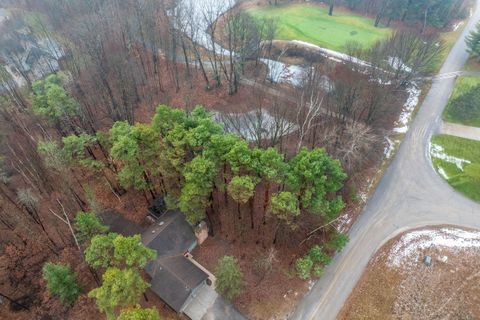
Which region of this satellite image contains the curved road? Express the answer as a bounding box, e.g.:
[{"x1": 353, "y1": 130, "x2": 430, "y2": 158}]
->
[{"x1": 291, "y1": 2, "x2": 480, "y2": 319}]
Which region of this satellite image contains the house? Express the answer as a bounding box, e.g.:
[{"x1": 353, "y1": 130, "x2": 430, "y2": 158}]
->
[
  {"x1": 100, "y1": 209, "x2": 245, "y2": 320},
  {"x1": 142, "y1": 210, "x2": 210, "y2": 313}
]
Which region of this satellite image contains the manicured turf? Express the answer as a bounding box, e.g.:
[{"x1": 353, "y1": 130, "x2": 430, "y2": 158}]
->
[
  {"x1": 247, "y1": 4, "x2": 392, "y2": 52},
  {"x1": 431, "y1": 134, "x2": 480, "y2": 202},
  {"x1": 443, "y1": 76, "x2": 480, "y2": 127}
]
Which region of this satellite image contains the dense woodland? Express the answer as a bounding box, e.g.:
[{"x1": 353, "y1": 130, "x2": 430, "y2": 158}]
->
[{"x1": 0, "y1": 0, "x2": 451, "y2": 318}]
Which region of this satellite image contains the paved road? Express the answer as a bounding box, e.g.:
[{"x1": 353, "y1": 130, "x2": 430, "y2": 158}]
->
[
  {"x1": 440, "y1": 121, "x2": 480, "y2": 141},
  {"x1": 291, "y1": 2, "x2": 480, "y2": 320}
]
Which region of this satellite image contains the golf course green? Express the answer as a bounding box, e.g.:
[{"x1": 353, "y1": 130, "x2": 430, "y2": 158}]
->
[{"x1": 247, "y1": 4, "x2": 392, "y2": 52}]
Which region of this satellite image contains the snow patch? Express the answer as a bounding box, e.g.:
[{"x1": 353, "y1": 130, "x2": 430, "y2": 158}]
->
[
  {"x1": 260, "y1": 58, "x2": 307, "y2": 87},
  {"x1": 387, "y1": 56, "x2": 412, "y2": 73},
  {"x1": 291, "y1": 40, "x2": 372, "y2": 68},
  {"x1": 452, "y1": 21, "x2": 464, "y2": 31},
  {"x1": 384, "y1": 137, "x2": 397, "y2": 159},
  {"x1": 387, "y1": 228, "x2": 480, "y2": 268},
  {"x1": 175, "y1": 0, "x2": 234, "y2": 55},
  {"x1": 430, "y1": 143, "x2": 471, "y2": 171},
  {"x1": 307, "y1": 280, "x2": 315, "y2": 291},
  {"x1": 437, "y1": 166, "x2": 449, "y2": 179},
  {"x1": 393, "y1": 84, "x2": 421, "y2": 133},
  {"x1": 336, "y1": 214, "x2": 352, "y2": 233}
]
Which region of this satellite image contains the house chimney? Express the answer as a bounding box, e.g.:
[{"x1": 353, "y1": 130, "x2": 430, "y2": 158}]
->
[{"x1": 195, "y1": 221, "x2": 208, "y2": 245}]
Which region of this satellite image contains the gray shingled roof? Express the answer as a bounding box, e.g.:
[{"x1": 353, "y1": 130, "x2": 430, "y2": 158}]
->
[
  {"x1": 99, "y1": 209, "x2": 208, "y2": 313},
  {"x1": 145, "y1": 255, "x2": 208, "y2": 312},
  {"x1": 142, "y1": 210, "x2": 207, "y2": 312},
  {"x1": 100, "y1": 210, "x2": 144, "y2": 236}
]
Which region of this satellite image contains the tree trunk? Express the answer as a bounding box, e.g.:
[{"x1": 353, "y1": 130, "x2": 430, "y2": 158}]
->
[{"x1": 329, "y1": 1, "x2": 335, "y2": 16}]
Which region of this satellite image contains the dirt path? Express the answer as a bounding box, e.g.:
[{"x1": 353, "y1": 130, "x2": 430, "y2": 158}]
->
[
  {"x1": 440, "y1": 121, "x2": 480, "y2": 141},
  {"x1": 290, "y1": 1, "x2": 480, "y2": 319}
]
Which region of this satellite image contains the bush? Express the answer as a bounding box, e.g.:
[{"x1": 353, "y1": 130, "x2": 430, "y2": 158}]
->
[
  {"x1": 313, "y1": 265, "x2": 324, "y2": 277},
  {"x1": 308, "y1": 245, "x2": 331, "y2": 265},
  {"x1": 74, "y1": 211, "x2": 109, "y2": 242},
  {"x1": 328, "y1": 232, "x2": 349, "y2": 252},
  {"x1": 117, "y1": 306, "x2": 161, "y2": 320},
  {"x1": 296, "y1": 244, "x2": 335, "y2": 280},
  {"x1": 42, "y1": 263, "x2": 80, "y2": 305},
  {"x1": 215, "y1": 256, "x2": 244, "y2": 300},
  {"x1": 295, "y1": 256, "x2": 313, "y2": 280}
]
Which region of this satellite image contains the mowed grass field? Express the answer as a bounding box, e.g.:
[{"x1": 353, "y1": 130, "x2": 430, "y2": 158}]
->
[
  {"x1": 247, "y1": 4, "x2": 392, "y2": 52},
  {"x1": 443, "y1": 76, "x2": 480, "y2": 127},
  {"x1": 431, "y1": 134, "x2": 480, "y2": 202}
]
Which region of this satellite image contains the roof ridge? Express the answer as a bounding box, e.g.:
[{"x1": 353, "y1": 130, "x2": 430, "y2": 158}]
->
[{"x1": 159, "y1": 255, "x2": 196, "y2": 290}]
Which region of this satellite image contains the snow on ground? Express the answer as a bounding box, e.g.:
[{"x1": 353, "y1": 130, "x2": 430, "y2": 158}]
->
[
  {"x1": 175, "y1": 0, "x2": 310, "y2": 86},
  {"x1": 452, "y1": 21, "x2": 464, "y2": 31},
  {"x1": 291, "y1": 40, "x2": 372, "y2": 68},
  {"x1": 387, "y1": 56, "x2": 412, "y2": 73},
  {"x1": 384, "y1": 137, "x2": 398, "y2": 159},
  {"x1": 387, "y1": 228, "x2": 480, "y2": 268},
  {"x1": 336, "y1": 214, "x2": 352, "y2": 233},
  {"x1": 437, "y1": 166, "x2": 449, "y2": 179},
  {"x1": 260, "y1": 58, "x2": 334, "y2": 89},
  {"x1": 393, "y1": 84, "x2": 421, "y2": 133},
  {"x1": 260, "y1": 58, "x2": 307, "y2": 87},
  {"x1": 175, "y1": 0, "x2": 234, "y2": 54},
  {"x1": 430, "y1": 142, "x2": 471, "y2": 171},
  {"x1": 176, "y1": 0, "x2": 420, "y2": 137}
]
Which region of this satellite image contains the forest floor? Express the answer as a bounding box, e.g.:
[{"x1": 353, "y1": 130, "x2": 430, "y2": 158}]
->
[
  {"x1": 192, "y1": 237, "x2": 307, "y2": 320},
  {"x1": 339, "y1": 227, "x2": 480, "y2": 319},
  {"x1": 246, "y1": 2, "x2": 392, "y2": 52}
]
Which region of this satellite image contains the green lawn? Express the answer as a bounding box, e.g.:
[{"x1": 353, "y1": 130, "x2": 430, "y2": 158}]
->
[
  {"x1": 247, "y1": 4, "x2": 392, "y2": 52},
  {"x1": 443, "y1": 76, "x2": 480, "y2": 127},
  {"x1": 431, "y1": 135, "x2": 480, "y2": 202}
]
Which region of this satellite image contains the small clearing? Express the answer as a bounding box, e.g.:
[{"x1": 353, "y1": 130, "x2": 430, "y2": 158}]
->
[{"x1": 340, "y1": 227, "x2": 480, "y2": 319}]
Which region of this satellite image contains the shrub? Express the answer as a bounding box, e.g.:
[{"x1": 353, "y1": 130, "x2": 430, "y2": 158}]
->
[
  {"x1": 308, "y1": 245, "x2": 332, "y2": 265},
  {"x1": 215, "y1": 256, "x2": 244, "y2": 300},
  {"x1": 42, "y1": 263, "x2": 80, "y2": 305},
  {"x1": 295, "y1": 256, "x2": 313, "y2": 280},
  {"x1": 117, "y1": 306, "x2": 161, "y2": 320},
  {"x1": 74, "y1": 211, "x2": 109, "y2": 242},
  {"x1": 313, "y1": 265, "x2": 324, "y2": 277},
  {"x1": 328, "y1": 232, "x2": 349, "y2": 252}
]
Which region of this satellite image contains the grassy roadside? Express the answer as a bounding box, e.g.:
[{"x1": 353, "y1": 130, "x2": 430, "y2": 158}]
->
[
  {"x1": 430, "y1": 134, "x2": 480, "y2": 202},
  {"x1": 247, "y1": 3, "x2": 392, "y2": 52},
  {"x1": 464, "y1": 57, "x2": 480, "y2": 71},
  {"x1": 443, "y1": 76, "x2": 480, "y2": 127}
]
